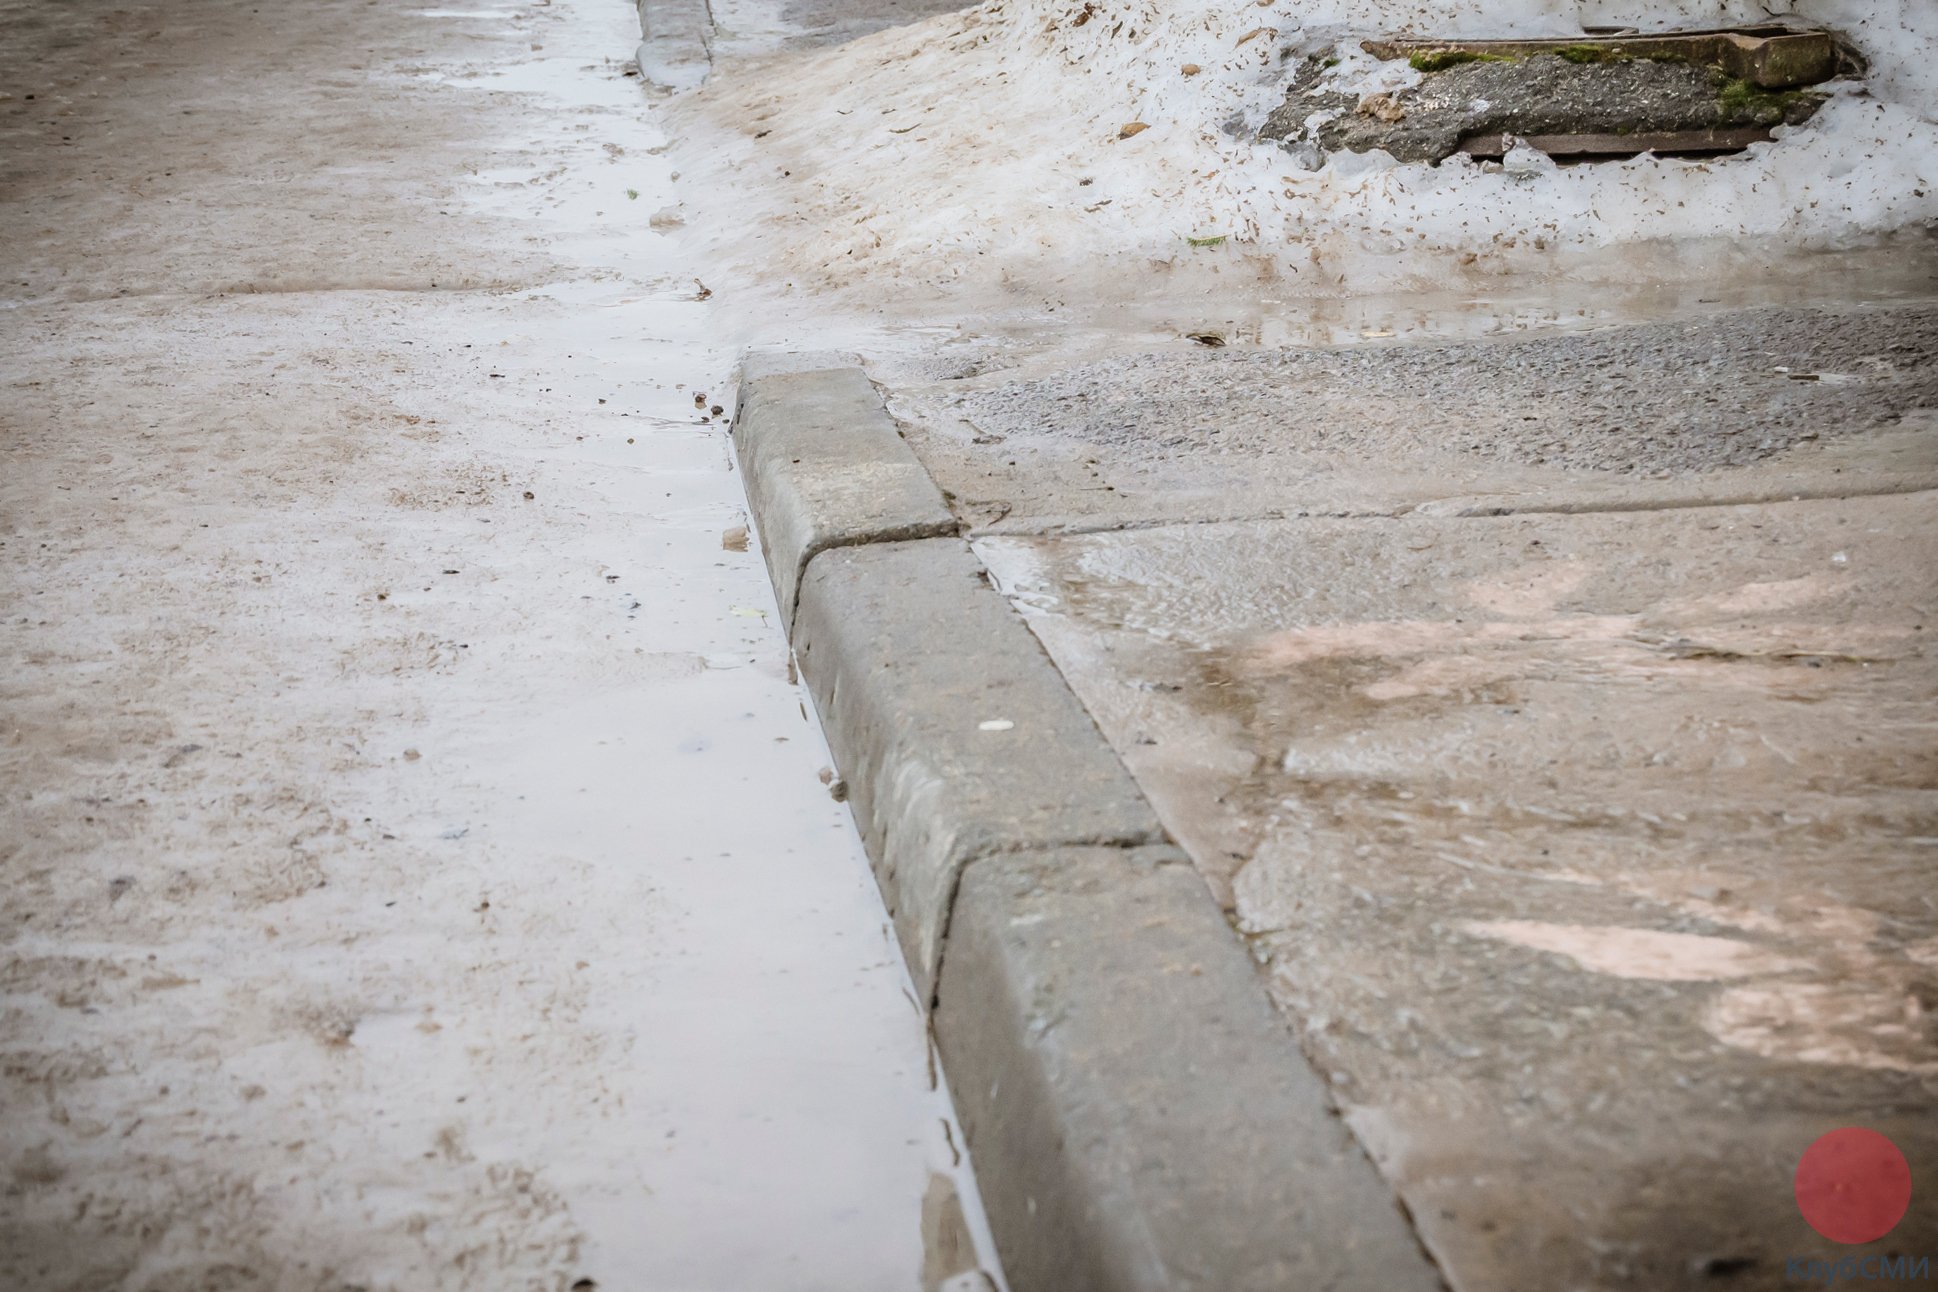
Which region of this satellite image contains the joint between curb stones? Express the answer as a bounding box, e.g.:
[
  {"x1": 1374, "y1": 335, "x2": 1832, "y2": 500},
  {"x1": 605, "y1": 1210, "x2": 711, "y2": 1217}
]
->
[
  {"x1": 729, "y1": 362, "x2": 960, "y2": 632},
  {"x1": 923, "y1": 831, "x2": 1175, "y2": 1010},
  {"x1": 782, "y1": 518, "x2": 962, "y2": 637}
]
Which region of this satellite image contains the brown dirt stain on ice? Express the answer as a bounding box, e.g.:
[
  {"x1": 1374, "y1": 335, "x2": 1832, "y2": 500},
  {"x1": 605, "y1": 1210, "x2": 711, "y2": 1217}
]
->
[
  {"x1": 1705, "y1": 983, "x2": 1938, "y2": 1075},
  {"x1": 1463, "y1": 919, "x2": 1808, "y2": 982}
]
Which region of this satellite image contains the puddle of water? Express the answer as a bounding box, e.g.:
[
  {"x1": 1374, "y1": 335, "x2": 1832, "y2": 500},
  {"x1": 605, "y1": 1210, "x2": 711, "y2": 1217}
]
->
[
  {"x1": 430, "y1": 4, "x2": 1012, "y2": 1284},
  {"x1": 942, "y1": 236, "x2": 1938, "y2": 361}
]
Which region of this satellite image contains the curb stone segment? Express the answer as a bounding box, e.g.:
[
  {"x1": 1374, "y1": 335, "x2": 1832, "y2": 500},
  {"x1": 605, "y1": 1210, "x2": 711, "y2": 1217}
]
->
[
  {"x1": 732, "y1": 367, "x2": 958, "y2": 624},
  {"x1": 736, "y1": 348, "x2": 860, "y2": 382},
  {"x1": 937, "y1": 847, "x2": 1444, "y2": 1292},
  {"x1": 749, "y1": 365, "x2": 1443, "y2": 1289},
  {"x1": 635, "y1": 0, "x2": 711, "y2": 90},
  {"x1": 791, "y1": 538, "x2": 1165, "y2": 997}
]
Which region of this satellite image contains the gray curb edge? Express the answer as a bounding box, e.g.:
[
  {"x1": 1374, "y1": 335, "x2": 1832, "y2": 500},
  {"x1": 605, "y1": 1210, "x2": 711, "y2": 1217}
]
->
[
  {"x1": 731, "y1": 361, "x2": 1443, "y2": 1292},
  {"x1": 732, "y1": 363, "x2": 958, "y2": 626},
  {"x1": 635, "y1": 0, "x2": 711, "y2": 91}
]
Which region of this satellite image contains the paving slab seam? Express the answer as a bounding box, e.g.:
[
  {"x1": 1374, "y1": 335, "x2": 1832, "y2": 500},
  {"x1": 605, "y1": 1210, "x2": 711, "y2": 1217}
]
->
[
  {"x1": 1415, "y1": 480, "x2": 1938, "y2": 517},
  {"x1": 970, "y1": 480, "x2": 1938, "y2": 539},
  {"x1": 732, "y1": 359, "x2": 1447, "y2": 1291}
]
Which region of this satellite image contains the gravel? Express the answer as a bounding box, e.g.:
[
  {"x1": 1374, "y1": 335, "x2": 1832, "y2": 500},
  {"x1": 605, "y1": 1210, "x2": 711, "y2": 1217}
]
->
[{"x1": 953, "y1": 304, "x2": 1938, "y2": 476}]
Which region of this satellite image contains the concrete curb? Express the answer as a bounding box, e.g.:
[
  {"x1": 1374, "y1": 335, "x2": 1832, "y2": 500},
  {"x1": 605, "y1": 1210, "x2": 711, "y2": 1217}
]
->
[
  {"x1": 793, "y1": 538, "x2": 1166, "y2": 997},
  {"x1": 733, "y1": 366, "x2": 958, "y2": 625},
  {"x1": 941, "y1": 848, "x2": 1445, "y2": 1292},
  {"x1": 634, "y1": 0, "x2": 711, "y2": 91},
  {"x1": 735, "y1": 363, "x2": 1442, "y2": 1291}
]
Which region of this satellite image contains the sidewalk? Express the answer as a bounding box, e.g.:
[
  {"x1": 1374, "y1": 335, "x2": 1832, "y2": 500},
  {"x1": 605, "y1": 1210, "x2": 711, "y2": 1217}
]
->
[
  {"x1": 0, "y1": 1, "x2": 997, "y2": 1288},
  {"x1": 888, "y1": 297, "x2": 1938, "y2": 1288},
  {"x1": 642, "y1": 0, "x2": 1935, "y2": 1275},
  {"x1": 8, "y1": 0, "x2": 1935, "y2": 1285}
]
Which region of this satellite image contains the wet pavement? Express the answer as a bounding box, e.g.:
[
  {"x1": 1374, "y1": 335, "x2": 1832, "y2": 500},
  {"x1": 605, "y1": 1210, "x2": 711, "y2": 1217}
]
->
[
  {"x1": 7, "y1": 0, "x2": 1935, "y2": 1284},
  {"x1": 0, "y1": 0, "x2": 1000, "y2": 1287},
  {"x1": 884, "y1": 290, "x2": 1938, "y2": 533},
  {"x1": 978, "y1": 499, "x2": 1937, "y2": 1287},
  {"x1": 885, "y1": 282, "x2": 1938, "y2": 1289}
]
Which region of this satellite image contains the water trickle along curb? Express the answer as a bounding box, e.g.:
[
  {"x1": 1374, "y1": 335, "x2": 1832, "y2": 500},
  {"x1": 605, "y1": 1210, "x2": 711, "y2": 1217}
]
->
[{"x1": 729, "y1": 358, "x2": 1445, "y2": 1291}]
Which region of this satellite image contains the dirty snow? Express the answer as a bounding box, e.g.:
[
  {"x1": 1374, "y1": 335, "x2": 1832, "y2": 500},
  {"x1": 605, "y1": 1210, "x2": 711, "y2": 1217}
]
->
[
  {"x1": 669, "y1": 0, "x2": 1938, "y2": 310},
  {"x1": 0, "y1": 0, "x2": 1004, "y2": 1287}
]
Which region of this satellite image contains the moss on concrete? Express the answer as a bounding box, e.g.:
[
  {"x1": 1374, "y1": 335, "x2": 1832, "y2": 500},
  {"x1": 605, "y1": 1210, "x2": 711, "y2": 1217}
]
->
[
  {"x1": 1558, "y1": 43, "x2": 1629, "y2": 65},
  {"x1": 1716, "y1": 76, "x2": 1818, "y2": 125},
  {"x1": 1261, "y1": 52, "x2": 1828, "y2": 163},
  {"x1": 1408, "y1": 49, "x2": 1505, "y2": 73}
]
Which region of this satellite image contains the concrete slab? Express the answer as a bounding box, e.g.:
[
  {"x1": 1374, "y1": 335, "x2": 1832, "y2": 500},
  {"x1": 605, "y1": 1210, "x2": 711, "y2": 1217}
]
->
[
  {"x1": 977, "y1": 493, "x2": 1938, "y2": 1289},
  {"x1": 887, "y1": 300, "x2": 1938, "y2": 535},
  {"x1": 791, "y1": 538, "x2": 1165, "y2": 994},
  {"x1": 731, "y1": 366, "x2": 957, "y2": 622},
  {"x1": 937, "y1": 845, "x2": 1442, "y2": 1292}
]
